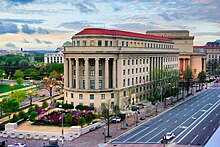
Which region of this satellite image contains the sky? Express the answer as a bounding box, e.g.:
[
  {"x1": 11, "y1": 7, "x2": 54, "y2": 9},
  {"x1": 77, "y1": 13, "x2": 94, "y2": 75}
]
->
[{"x1": 0, "y1": 0, "x2": 219, "y2": 50}]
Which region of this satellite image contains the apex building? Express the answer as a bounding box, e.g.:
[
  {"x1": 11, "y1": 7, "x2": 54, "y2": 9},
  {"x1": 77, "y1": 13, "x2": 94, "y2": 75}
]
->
[{"x1": 63, "y1": 28, "x2": 179, "y2": 110}]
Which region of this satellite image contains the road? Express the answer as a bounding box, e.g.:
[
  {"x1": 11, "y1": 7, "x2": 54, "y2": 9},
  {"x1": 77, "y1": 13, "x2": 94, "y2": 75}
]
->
[{"x1": 112, "y1": 84, "x2": 220, "y2": 146}]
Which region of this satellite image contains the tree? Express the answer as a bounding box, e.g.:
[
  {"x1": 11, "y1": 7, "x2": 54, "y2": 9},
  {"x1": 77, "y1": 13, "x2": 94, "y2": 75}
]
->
[
  {"x1": 102, "y1": 101, "x2": 111, "y2": 137},
  {"x1": 28, "y1": 106, "x2": 34, "y2": 115},
  {"x1": 75, "y1": 104, "x2": 84, "y2": 111},
  {"x1": 42, "y1": 101, "x2": 49, "y2": 109},
  {"x1": 65, "y1": 113, "x2": 73, "y2": 124},
  {"x1": 113, "y1": 105, "x2": 120, "y2": 115},
  {"x1": 198, "y1": 71, "x2": 206, "y2": 83},
  {"x1": 12, "y1": 114, "x2": 20, "y2": 122},
  {"x1": 19, "y1": 59, "x2": 29, "y2": 69},
  {"x1": 78, "y1": 117, "x2": 86, "y2": 127},
  {"x1": 48, "y1": 63, "x2": 64, "y2": 74},
  {"x1": 0, "y1": 70, "x2": 6, "y2": 79},
  {"x1": 10, "y1": 90, "x2": 26, "y2": 103},
  {"x1": 0, "y1": 98, "x2": 19, "y2": 122},
  {"x1": 18, "y1": 110, "x2": 26, "y2": 119},
  {"x1": 24, "y1": 68, "x2": 38, "y2": 80},
  {"x1": 50, "y1": 70, "x2": 59, "y2": 80},
  {"x1": 14, "y1": 70, "x2": 24, "y2": 79},
  {"x1": 29, "y1": 112, "x2": 38, "y2": 122},
  {"x1": 16, "y1": 77, "x2": 24, "y2": 85},
  {"x1": 85, "y1": 114, "x2": 93, "y2": 125},
  {"x1": 183, "y1": 67, "x2": 193, "y2": 95}
]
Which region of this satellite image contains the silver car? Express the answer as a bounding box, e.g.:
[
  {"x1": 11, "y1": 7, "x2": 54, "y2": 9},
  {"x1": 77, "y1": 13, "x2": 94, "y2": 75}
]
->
[{"x1": 8, "y1": 142, "x2": 27, "y2": 147}]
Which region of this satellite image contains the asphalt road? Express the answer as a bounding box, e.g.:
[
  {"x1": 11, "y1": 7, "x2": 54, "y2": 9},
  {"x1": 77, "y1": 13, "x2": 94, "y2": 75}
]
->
[{"x1": 112, "y1": 84, "x2": 220, "y2": 146}]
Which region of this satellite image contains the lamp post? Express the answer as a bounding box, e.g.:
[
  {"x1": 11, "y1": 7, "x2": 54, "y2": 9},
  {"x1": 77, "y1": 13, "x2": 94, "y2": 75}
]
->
[
  {"x1": 1, "y1": 73, "x2": 5, "y2": 84},
  {"x1": 28, "y1": 90, "x2": 33, "y2": 106},
  {"x1": 10, "y1": 83, "x2": 14, "y2": 93},
  {"x1": 160, "y1": 87, "x2": 163, "y2": 109},
  {"x1": 59, "y1": 105, "x2": 64, "y2": 147}
]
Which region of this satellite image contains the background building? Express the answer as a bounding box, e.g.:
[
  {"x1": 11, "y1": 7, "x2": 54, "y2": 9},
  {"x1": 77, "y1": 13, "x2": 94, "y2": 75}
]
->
[
  {"x1": 63, "y1": 28, "x2": 179, "y2": 110},
  {"x1": 146, "y1": 30, "x2": 206, "y2": 78}
]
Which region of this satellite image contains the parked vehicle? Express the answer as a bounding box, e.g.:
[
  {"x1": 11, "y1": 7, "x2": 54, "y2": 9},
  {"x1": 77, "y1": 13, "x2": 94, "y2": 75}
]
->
[
  {"x1": 164, "y1": 132, "x2": 175, "y2": 140},
  {"x1": 8, "y1": 143, "x2": 26, "y2": 147},
  {"x1": 111, "y1": 116, "x2": 121, "y2": 123},
  {"x1": 0, "y1": 140, "x2": 6, "y2": 147}
]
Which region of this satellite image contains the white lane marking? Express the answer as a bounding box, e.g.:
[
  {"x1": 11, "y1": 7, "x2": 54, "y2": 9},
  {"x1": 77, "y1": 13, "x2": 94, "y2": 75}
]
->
[
  {"x1": 203, "y1": 127, "x2": 206, "y2": 130},
  {"x1": 176, "y1": 100, "x2": 220, "y2": 143},
  {"x1": 190, "y1": 134, "x2": 199, "y2": 145},
  {"x1": 169, "y1": 113, "x2": 172, "y2": 116},
  {"x1": 123, "y1": 126, "x2": 149, "y2": 142},
  {"x1": 135, "y1": 127, "x2": 158, "y2": 142},
  {"x1": 159, "y1": 119, "x2": 162, "y2": 122},
  {"x1": 166, "y1": 120, "x2": 169, "y2": 122},
  {"x1": 197, "y1": 105, "x2": 200, "y2": 107},
  {"x1": 209, "y1": 103, "x2": 213, "y2": 105},
  {"x1": 184, "y1": 108, "x2": 186, "y2": 111},
  {"x1": 210, "y1": 119, "x2": 212, "y2": 123},
  {"x1": 177, "y1": 108, "x2": 180, "y2": 111},
  {"x1": 190, "y1": 104, "x2": 193, "y2": 107},
  {"x1": 179, "y1": 126, "x2": 187, "y2": 129},
  {"x1": 200, "y1": 110, "x2": 206, "y2": 112},
  {"x1": 192, "y1": 117, "x2": 196, "y2": 120},
  {"x1": 176, "y1": 113, "x2": 179, "y2": 116},
  {"x1": 191, "y1": 109, "x2": 194, "y2": 111},
  {"x1": 148, "y1": 128, "x2": 166, "y2": 143},
  {"x1": 174, "y1": 120, "x2": 178, "y2": 123},
  {"x1": 183, "y1": 114, "x2": 186, "y2": 117},
  {"x1": 216, "y1": 113, "x2": 219, "y2": 116},
  {"x1": 202, "y1": 136, "x2": 209, "y2": 145},
  {"x1": 203, "y1": 101, "x2": 205, "y2": 103},
  {"x1": 213, "y1": 128, "x2": 216, "y2": 131}
]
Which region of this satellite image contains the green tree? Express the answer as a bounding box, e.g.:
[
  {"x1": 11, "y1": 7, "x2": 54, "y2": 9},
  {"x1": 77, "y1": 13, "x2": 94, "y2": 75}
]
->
[
  {"x1": 10, "y1": 90, "x2": 26, "y2": 103},
  {"x1": 0, "y1": 98, "x2": 19, "y2": 122},
  {"x1": 34, "y1": 104, "x2": 40, "y2": 111},
  {"x1": 101, "y1": 101, "x2": 111, "y2": 137},
  {"x1": 198, "y1": 71, "x2": 206, "y2": 83},
  {"x1": 113, "y1": 105, "x2": 120, "y2": 115},
  {"x1": 42, "y1": 101, "x2": 49, "y2": 109},
  {"x1": 75, "y1": 104, "x2": 84, "y2": 111},
  {"x1": 24, "y1": 68, "x2": 38, "y2": 80},
  {"x1": 0, "y1": 70, "x2": 6, "y2": 79},
  {"x1": 78, "y1": 117, "x2": 86, "y2": 127},
  {"x1": 16, "y1": 77, "x2": 24, "y2": 85},
  {"x1": 28, "y1": 106, "x2": 34, "y2": 115},
  {"x1": 14, "y1": 70, "x2": 24, "y2": 79},
  {"x1": 65, "y1": 113, "x2": 73, "y2": 124},
  {"x1": 48, "y1": 63, "x2": 64, "y2": 74},
  {"x1": 50, "y1": 70, "x2": 59, "y2": 80},
  {"x1": 18, "y1": 110, "x2": 26, "y2": 119},
  {"x1": 29, "y1": 112, "x2": 38, "y2": 122},
  {"x1": 19, "y1": 59, "x2": 29, "y2": 69},
  {"x1": 183, "y1": 67, "x2": 193, "y2": 95},
  {"x1": 85, "y1": 114, "x2": 93, "y2": 125},
  {"x1": 12, "y1": 114, "x2": 20, "y2": 122}
]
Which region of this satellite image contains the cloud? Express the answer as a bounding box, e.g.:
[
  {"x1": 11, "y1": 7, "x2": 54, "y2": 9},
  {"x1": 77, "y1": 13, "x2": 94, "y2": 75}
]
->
[
  {"x1": 158, "y1": 12, "x2": 173, "y2": 21},
  {"x1": 59, "y1": 20, "x2": 104, "y2": 30},
  {"x1": 72, "y1": 0, "x2": 98, "y2": 14},
  {"x1": 21, "y1": 24, "x2": 36, "y2": 34},
  {"x1": 37, "y1": 27, "x2": 49, "y2": 34},
  {"x1": 194, "y1": 32, "x2": 220, "y2": 36},
  {"x1": 0, "y1": 18, "x2": 44, "y2": 24},
  {"x1": 35, "y1": 38, "x2": 53, "y2": 44},
  {"x1": 0, "y1": 22, "x2": 19, "y2": 34},
  {"x1": 22, "y1": 39, "x2": 30, "y2": 43},
  {"x1": 5, "y1": 42, "x2": 17, "y2": 48}
]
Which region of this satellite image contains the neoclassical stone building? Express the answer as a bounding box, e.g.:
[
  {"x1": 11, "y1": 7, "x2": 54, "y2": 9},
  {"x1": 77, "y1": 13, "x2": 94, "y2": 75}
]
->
[{"x1": 63, "y1": 28, "x2": 179, "y2": 110}]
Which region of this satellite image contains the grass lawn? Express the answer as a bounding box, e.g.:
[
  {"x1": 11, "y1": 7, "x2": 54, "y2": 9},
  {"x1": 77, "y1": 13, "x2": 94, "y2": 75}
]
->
[{"x1": 0, "y1": 84, "x2": 28, "y2": 93}]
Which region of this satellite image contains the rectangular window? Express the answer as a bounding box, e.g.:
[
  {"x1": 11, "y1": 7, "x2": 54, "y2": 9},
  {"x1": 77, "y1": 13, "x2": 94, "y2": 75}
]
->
[
  {"x1": 83, "y1": 70, "x2": 85, "y2": 76},
  {"x1": 132, "y1": 78, "x2": 134, "y2": 85},
  {"x1": 105, "y1": 41, "x2": 108, "y2": 46},
  {"x1": 140, "y1": 68, "x2": 141, "y2": 72},
  {"x1": 89, "y1": 40, "x2": 94, "y2": 46},
  {"x1": 129, "y1": 42, "x2": 132, "y2": 47},
  {"x1": 90, "y1": 103, "x2": 94, "y2": 107},
  {"x1": 128, "y1": 60, "x2": 130, "y2": 65},
  {"x1": 74, "y1": 70, "x2": 76, "y2": 75},
  {"x1": 143, "y1": 67, "x2": 145, "y2": 72},
  {"x1": 71, "y1": 93, "x2": 74, "y2": 98},
  {"x1": 90, "y1": 80, "x2": 95, "y2": 89},
  {"x1": 134, "y1": 42, "x2": 136, "y2": 47},
  {"x1": 99, "y1": 80, "x2": 102, "y2": 89},
  {"x1": 136, "y1": 77, "x2": 138, "y2": 84},
  {"x1": 123, "y1": 60, "x2": 125, "y2": 66},
  {"x1": 123, "y1": 91, "x2": 126, "y2": 96},
  {"x1": 83, "y1": 80, "x2": 85, "y2": 89},
  {"x1": 123, "y1": 70, "x2": 125, "y2": 75},
  {"x1": 90, "y1": 60, "x2": 95, "y2": 66},
  {"x1": 136, "y1": 68, "x2": 138, "y2": 73},
  {"x1": 143, "y1": 59, "x2": 145, "y2": 64},
  {"x1": 90, "y1": 70, "x2": 95, "y2": 76},
  {"x1": 77, "y1": 41, "x2": 80, "y2": 46},
  {"x1": 132, "y1": 59, "x2": 134, "y2": 65},
  {"x1": 98, "y1": 40, "x2": 102, "y2": 46},
  {"x1": 79, "y1": 94, "x2": 83, "y2": 99},
  {"x1": 66, "y1": 92, "x2": 68, "y2": 97},
  {"x1": 101, "y1": 94, "x2": 105, "y2": 99},
  {"x1": 99, "y1": 70, "x2": 102, "y2": 76},
  {"x1": 101, "y1": 103, "x2": 105, "y2": 110},
  {"x1": 82, "y1": 40, "x2": 87, "y2": 46},
  {"x1": 136, "y1": 59, "x2": 138, "y2": 64},
  {"x1": 132, "y1": 69, "x2": 134, "y2": 74},
  {"x1": 126, "y1": 42, "x2": 128, "y2": 47},
  {"x1": 111, "y1": 93, "x2": 114, "y2": 98},
  {"x1": 90, "y1": 94, "x2": 94, "y2": 100},
  {"x1": 127, "y1": 79, "x2": 130, "y2": 86},
  {"x1": 128, "y1": 69, "x2": 130, "y2": 75},
  {"x1": 122, "y1": 41, "x2": 124, "y2": 46},
  {"x1": 123, "y1": 79, "x2": 126, "y2": 87},
  {"x1": 110, "y1": 41, "x2": 113, "y2": 46}
]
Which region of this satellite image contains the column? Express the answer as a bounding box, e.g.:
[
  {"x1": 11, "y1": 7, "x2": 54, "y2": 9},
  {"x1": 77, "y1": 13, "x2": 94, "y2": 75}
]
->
[
  {"x1": 105, "y1": 58, "x2": 109, "y2": 89},
  {"x1": 113, "y1": 58, "x2": 117, "y2": 88},
  {"x1": 85, "y1": 58, "x2": 89, "y2": 89},
  {"x1": 64, "y1": 58, "x2": 68, "y2": 87},
  {"x1": 69, "y1": 58, "x2": 73, "y2": 88},
  {"x1": 75, "y1": 58, "x2": 79, "y2": 89},
  {"x1": 183, "y1": 58, "x2": 185, "y2": 71},
  {"x1": 95, "y1": 58, "x2": 99, "y2": 89}
]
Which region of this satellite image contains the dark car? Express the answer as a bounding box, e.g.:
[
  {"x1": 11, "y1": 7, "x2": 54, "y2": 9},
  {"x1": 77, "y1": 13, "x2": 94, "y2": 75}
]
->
[{"x1": 0, "y1": 140, "x2": 6, "y2": 147}]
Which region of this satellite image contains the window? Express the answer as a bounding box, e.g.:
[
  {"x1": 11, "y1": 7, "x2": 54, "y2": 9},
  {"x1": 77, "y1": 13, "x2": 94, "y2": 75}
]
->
[
  {"x1": 99, "y1": 80, "x2": 102, "y2": 89},
  {"x1": 123, "y1": 91, "x2": 126, "y2": 96},
  {"x1": 99, "y1": 70, "x2": 102, "y2": 76},
  {"x1": 136, "y1": 68, "x2": 138, "y2": 73},
  {"x1": 77, "y1": 41, "x2": 80, "y2": 46},
  {"x1": 71, "y1": 93, "x2": 74, "y2": 98},
  {"x1": 128, "y1": 69, "x2": 130, "y2": 74},
  {"x1": 126, "y1": 42, "x2": 128, "y2": 47},
  {"x1": 111, "y1": 93, "x2": 114, "y2": 98},
  {"x1": 128, "y1": 60, "x2": 130, "y2": 65},
  {"x1": 122, "y1": 41, "x2": 124, "y2": 46},
  {"x1": 136, "y1": 59, "x2": 138, "y2": 64},
  {"x1": 73, "y1": 41, "x2": 75, "y2": 46},
  {"x1": 101, "y1": 103, "x2": 105, "y2": 110},
  {"x1": 140, "y1": 59, "x2": 142, "y2": 64},
  {"x1": 123, "y1": 60, "x2": 126, "y2": 66},
  {"x1": 110, "y1": 41, "x2": 113, "y2": 46},
  {"x1": 90, "y1": 80, "x2": 95, "y2": 89},
  {"x1": 90, "y1": 94, "x2": 94, "y2": 100},
  {"x1": 140, "y1": 68, "x2": 141, "y2": 72},
  {"x1": 143, "y1": 59, "x2": 145, "y2": 64},
  {"x1": 90, "y1": 40, "x2": 94, "y2": 46},
  {"x1": 132, "y1": 69, "x2": 134, "y2": 74},
  {"x1": 98, "y1": 40, "x2": 102, "y2": 46},
  {"x1": 143, "y1": 67, "x2": 145, "y2": 72},
  {"x1": 134, "y1": 42, "x2": 136, "y2": 47},
  {"x1": 132, "y1": 59, "x2": 134, "y2": 65},
  {"x1": 83, "y1": 70, "x2": 85, "y2": 76},
  {"x1": 99, "y1": 61, "x2": 102, "y2": 66},
  {"x1": 123, "y1": 79, "x2": 126, "y2": 87},
  {"x1": 136, "y1": 77, "x2": 138, "y2": 84},
  {"x1": 83, "y1": 80, "x2": 85, "y2": 89},
  {"x1": 127, "y1": 79, "x2": 130, "y2": 86},
  {"x1": 90, "y1": 60, "x2": 95, "y2": 66},
  {"x1": 123, "y1": 70, "x2": 125, "y2": 75},
  {"x1": 74, "y1": 70, "x2": 76, "y2": 75},
  {"x1": 90, "y1": 70, "x2": 95, "y2": 76},
  {"x1": 82, "y1": 40, "x2": 87, "y2": 46},
  {"x1": 101, "y1": 94, "x2": 105, "y2": 99},
  {"x1": 66, "y1": 92, "x2": 68, "y2": 97},
  {"x1": 129, "y1": 42, "x2": 132, "y2": 47},
  {"x1": 105, "y1": 41, "x2": 108, "y2": 46},
  {"x1": 132, "y1": 78, "x2": 134, "y2": 85},
  {"x1": 90, "y1": 103, "x2": 94, "y2": 107},
  {"x1": 79, "y1": 94, "x2": 83, "y2": 99}
]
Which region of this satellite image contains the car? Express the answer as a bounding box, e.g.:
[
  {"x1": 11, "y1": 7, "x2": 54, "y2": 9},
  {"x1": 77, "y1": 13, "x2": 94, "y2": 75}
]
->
[
  {"x1": 164, "y1": 132, "x2": 175, "y2": 140},
  {"x1": 111, "y1": 116, "x2": 121, "y2": 123},
  {"x1": 8, "y1": 143, "x2": 26, "y2": 147}
]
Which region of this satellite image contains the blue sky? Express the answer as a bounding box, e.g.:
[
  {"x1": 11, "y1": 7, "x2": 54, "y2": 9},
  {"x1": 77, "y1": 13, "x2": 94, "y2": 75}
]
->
[{"x1": 0, "y1": 0, "x2": 219, "y2": 50}]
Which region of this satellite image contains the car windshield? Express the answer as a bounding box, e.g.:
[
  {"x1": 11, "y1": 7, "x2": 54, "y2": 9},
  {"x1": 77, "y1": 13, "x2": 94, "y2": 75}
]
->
[{"x1": 166, "y1": 133, "x2": 171, "y2": 136}]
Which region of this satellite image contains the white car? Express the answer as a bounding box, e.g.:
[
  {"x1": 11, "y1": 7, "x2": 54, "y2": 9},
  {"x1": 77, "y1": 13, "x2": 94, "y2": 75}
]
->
[
  {"x1": 111, "y1": 116, "x2": 121, "y2": 123},
  {"x1": 164, "y1": 132, "x2": 175, "y2": 140},
  {"x1": 8, "y1": 142, "x2": 27, "y2": 147}
]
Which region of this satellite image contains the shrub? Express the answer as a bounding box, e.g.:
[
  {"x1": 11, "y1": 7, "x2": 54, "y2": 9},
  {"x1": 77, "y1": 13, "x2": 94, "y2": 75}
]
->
[
  {"x1": 29, "y1": 112, "x2": 38, "y2": 122},
  {"x1": 42, "y1": 101, "x2": 49, "y2": 109},
  {"x1": 12, "y1": 114, "x2": 20, "y2": 122},
  {"x1": 16, "y1": 77, "x2": 24, "y2": 85},
  {"x1": 65, "y1": 113, "x2": 72, "y2": 124},
  {"x1": 34, "y1": 104, "x2": 40, "y2": 111},
  {"x1": 75, "y1": 104, "x2": 83, "y2": 111},
  {"x1": 85, "y1": 114, "x2": 92, "y2": 125},
  {"x1": 55, "y1": 102, "x2": 62, "y2": 108},
  {"x1": 18, "y1": 110, "x2": 26, "y2": 119},
  {"x1": 78, "y1": 117, "x2": 86, "y2": 127},
  {"x1": 28, "y1": 106, "x2": 34, "y2": 115}
]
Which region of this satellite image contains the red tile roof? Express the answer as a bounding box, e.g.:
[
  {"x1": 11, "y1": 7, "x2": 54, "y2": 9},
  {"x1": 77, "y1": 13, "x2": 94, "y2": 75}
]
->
[
  {"x1": 75, "y1": 28, "x2": 173, "y2": 43},
  {"x1": 194, "y1": 46, "x2": 220, "y2": 49}
]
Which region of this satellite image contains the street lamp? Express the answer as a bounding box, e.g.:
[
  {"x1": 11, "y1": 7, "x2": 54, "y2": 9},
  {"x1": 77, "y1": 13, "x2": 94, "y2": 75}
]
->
[
  {"x1": 10, "y1": 83, "x2": 14, "y2": 93},
  {"x1": 59, "y1": 105, "x2": 64, "y2": 147},
  {"x1": 27, "y1": 90, "x2": 33, "y2": 106},
  {"x1": 1, "y1": 73, "x2": 5, "y2": 84}
]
